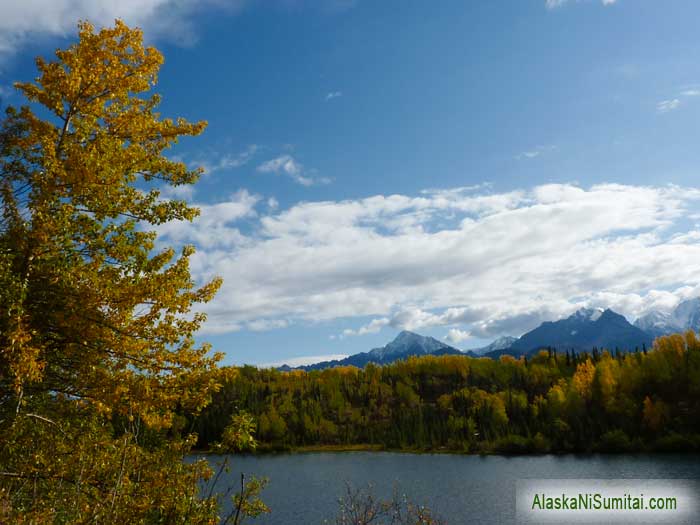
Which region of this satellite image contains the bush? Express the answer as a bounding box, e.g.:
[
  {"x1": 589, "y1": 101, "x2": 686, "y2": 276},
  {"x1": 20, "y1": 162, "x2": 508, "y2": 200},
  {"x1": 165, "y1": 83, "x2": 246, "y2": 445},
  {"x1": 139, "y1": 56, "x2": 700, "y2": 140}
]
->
[
  {"x1": 597, "y1": 430, "x2": 632, "y2": 453},
  {"x1": 532, "y1": 432, "x2": 551, "y2": 453},
  {"x1": 652, "y1": 433, "x2": 700, "y2": 453},
  {"x1": 494, "y1": 434, "x2": 532, "y2": 454}
]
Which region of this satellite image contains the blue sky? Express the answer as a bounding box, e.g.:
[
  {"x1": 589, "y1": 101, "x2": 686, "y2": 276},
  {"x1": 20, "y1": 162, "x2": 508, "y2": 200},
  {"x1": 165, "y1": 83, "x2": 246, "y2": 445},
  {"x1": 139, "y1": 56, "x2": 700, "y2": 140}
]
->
[{"x1": 3, "y1": 0, "x2": 700, "y2": 366}]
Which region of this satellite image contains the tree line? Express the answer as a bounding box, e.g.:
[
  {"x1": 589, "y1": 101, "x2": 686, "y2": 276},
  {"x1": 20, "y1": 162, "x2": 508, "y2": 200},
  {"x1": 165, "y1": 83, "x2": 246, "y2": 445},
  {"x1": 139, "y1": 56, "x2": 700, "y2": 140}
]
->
[{"x1": 194, "y1": 333, "x2": 700, "y2": 454}]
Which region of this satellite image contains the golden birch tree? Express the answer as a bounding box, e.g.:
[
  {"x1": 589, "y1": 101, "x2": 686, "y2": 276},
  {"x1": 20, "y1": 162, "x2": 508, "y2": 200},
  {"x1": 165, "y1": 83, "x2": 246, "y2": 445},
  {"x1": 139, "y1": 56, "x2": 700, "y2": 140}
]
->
[{"x1": 0, "y1": 20, "x2": 262, "y2": 524}]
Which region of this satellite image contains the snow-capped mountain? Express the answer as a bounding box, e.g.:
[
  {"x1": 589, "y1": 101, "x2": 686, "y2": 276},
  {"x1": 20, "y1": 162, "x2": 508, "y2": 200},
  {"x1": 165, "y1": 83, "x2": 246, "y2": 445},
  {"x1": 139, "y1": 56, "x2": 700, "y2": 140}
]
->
[
  {"x1": 287, "y1": 331, "x2": 463, "y2": 371},
  {"x1": 468, "y1": 335, "x2": 518, "y2": 356},
  {"x1": 634, "y1": 297, "x2": 700, "y2": 338},
  {"x1": 571, "y1": 307, "x2": 604, "y2": 322},
  {"x1": 503, "y1": 307, "x2": 652, "y2": 355},
  {"x1": 673, "y1": 298, "x2": 700, "y2": 330},
  {"x1": 368, "y1": 330, "x2": 452, "y2": 360},
  {"x1": 634, "y1": 310, "x2": 676, "y2": 338},
  {"x1": 283, "y1": 306, "x2": 661, "y2": 371}
]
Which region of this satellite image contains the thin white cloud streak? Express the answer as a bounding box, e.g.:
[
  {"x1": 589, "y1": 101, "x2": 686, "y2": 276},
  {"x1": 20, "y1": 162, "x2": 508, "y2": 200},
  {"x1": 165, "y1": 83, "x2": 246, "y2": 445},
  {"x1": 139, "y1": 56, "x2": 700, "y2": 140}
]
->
[
  {"x1": 516, "y1": 145, "x2": 556, "y2": 161},
  {"x1": 546, "y1": 0, "x2": 617, "y2": 9},
  {"x1": 655, "y1": 87, "x2": 700, "y2": 114},
  {"x1": 198, "y1": 145, "x2": 258, "y2": 175},
  {"x1": 257, "y1": 154, "x2": 330, "y2": 186},
  {"x1": 657, "y1": 99, "x2": 681, "y2": 113},
  {"x1": 154, "y1": 183, "x2": 700, "y2": 337},
  {"x1": 325, "y1": 91, "x2": 343, "y2": 101}
]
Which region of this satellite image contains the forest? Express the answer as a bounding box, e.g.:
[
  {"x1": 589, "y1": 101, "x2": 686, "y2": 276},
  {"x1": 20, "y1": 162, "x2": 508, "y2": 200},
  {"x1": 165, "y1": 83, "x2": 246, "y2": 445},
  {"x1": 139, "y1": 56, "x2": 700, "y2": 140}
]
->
[{"x1": 194, "y1": 333, "x2": 700, "y2": 454}]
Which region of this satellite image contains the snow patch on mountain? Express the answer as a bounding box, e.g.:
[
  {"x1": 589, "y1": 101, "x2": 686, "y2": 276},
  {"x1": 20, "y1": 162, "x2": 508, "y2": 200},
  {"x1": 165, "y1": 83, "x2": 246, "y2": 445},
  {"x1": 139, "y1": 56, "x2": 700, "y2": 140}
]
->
[
  {"x1": 634, "y1": 297, "x2": 700, "y2": 337},
  {"x1": 369, "y1": 330, "x2": 453, "y2": 359},
  {"x1": 468, "y1": 335, "x2": 518, "y2": 356}
]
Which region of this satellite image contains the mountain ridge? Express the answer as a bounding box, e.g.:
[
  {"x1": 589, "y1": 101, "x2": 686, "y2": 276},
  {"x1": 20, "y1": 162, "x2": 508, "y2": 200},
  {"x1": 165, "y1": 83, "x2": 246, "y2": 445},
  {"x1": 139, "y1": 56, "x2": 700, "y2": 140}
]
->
[
  {"x1": 280, "y1": 304, "x2": 693, "y2": 370},
  {"x1": 634, "y1": 298, "x2": 700, "y2": 338},
  {"x1": 283, "y1": 330, "x2": 463, "y2": 371},
  {"x1": 502, "y1": 307, "x2": 653, "y2": 357}
]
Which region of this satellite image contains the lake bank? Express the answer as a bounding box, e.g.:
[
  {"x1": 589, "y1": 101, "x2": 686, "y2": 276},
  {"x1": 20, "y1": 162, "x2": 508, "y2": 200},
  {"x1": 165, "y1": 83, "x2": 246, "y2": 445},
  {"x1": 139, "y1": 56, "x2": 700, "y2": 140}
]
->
[{"x1": 193, "y1": 434, "x2": 700, "y2": 455}]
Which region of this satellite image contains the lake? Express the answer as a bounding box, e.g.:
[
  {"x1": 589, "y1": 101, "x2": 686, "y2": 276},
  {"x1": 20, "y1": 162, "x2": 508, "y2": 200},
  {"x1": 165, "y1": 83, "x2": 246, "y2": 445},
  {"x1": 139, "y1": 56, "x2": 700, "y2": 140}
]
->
[{"x1": 195, "y1": 452, "x2": 700, "y2": 524}]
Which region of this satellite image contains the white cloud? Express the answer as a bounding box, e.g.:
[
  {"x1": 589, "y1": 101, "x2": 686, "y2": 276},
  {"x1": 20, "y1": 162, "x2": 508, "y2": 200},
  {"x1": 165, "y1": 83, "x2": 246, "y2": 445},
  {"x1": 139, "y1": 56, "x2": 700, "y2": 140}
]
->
[
  {"x1": 656, "y1": 87, "x2": 700, "y2": 113},
  {"x1": 655, "y1": 87, "x2": 700, "y2": 114},
  {"x1": 445, "y1": 329, "x2": 471, "y2": 345},
  {"x1": 155, "y1": 183, "x2": 700, "y2": 338},
  {"x1": 341, "y1": 317, "x2": 390, "y2": 337},
  {"x1": 257, "y1": 154, "x2": 329, "y2": 186},
  {"x1": 198, "y1": 145, "x2": 258, "y2": 175},
  {"x1": 657, "y1": 99, "x2": 681, "y2": 113},
  {"x1": 0, "y1": 0, "x2": 250, "y2": 60},
  {"x1": 516, "y1": 145, "x2": 556, "y2": 160},
  {"x1": 247, "y1": 319, "x2": 289, "y2": 331},
  {"x1": 160, "y1": 184, "x2": 196, "y2": 201},
  {"x1": 325, "y1": 91, "x2": 343, "y2": 101},
  {"x1": 155, "y1": 188, "x2": 259, "y2": 250},
  {"x1": 546, "y1": 0, "x2": 617, "y2": 8},
  {"x1": 259, "y1": 354, "x2": 350, "y2": 368},
  {"x1": 157, "y1": 146, "x2": 258, "y2": 200}
]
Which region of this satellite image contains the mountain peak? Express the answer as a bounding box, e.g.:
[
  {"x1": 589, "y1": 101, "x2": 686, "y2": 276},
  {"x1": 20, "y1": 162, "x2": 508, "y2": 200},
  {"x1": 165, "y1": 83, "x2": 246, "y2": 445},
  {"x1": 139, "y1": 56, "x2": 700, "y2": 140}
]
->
[
  {"x1": 509, "y1": 306, "x2": 651, "y2": 354},
  {"x1": 468, "y1": 335, "x2": 518, "y2": 356},
  {"x1": 365, "y1": 330, "x2": 458, "y2": 360},
  {"x1": 598, "y1": 308, "x2": 624, "y2": 321},
  {"x1": 395, "y1": 330, "x2": 419, "y2": 341},
  {"x1": 635, "y1": 297, "x2": 700, "y2": 337},
  {"x1": 572, "y1": 307, "x2": 604, "y2": 321}
]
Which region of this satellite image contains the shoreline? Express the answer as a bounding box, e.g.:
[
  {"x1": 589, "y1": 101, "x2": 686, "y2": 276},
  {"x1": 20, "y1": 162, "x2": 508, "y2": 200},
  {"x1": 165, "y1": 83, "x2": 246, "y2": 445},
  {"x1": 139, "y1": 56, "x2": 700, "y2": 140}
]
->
[{"x1": 191, "y1": 443, "x2": 700, "y2": 456}]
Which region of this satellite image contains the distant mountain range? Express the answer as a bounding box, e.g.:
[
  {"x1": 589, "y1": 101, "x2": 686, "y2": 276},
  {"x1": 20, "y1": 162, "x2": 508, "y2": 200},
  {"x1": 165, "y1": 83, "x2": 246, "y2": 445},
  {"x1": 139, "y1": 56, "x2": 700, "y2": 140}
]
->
[
  {"x1": 283, "y1": 331, "x2": 463, "y2": 371},
  {"x1": 280, "y1": 299, "x2": 700, "y2": 370},
  {"x1": 502, "y1": 307, "x2": 653, "y2": 356},
  {"x1": 634, "y1": 297, "x2": 700, "y2": 338}
]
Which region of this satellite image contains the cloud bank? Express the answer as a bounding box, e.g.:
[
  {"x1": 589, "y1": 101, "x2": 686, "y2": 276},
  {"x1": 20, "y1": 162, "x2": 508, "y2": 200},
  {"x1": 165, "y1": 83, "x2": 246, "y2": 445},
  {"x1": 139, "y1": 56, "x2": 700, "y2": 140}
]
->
[
  {"x1": 0, "y1": 0, "x2": 357, "y2": 61},
  {"x1": 0, "y1": 0, "x2": 249, "y2": 60},
  {"x1": 154, "y1": 183, "x2": 700, "y2": 341}
]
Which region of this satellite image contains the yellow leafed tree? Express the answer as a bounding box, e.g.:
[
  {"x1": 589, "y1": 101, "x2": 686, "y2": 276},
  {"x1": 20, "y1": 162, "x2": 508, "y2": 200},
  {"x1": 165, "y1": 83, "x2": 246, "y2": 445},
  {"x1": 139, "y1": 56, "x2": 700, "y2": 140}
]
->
[
  {"x1": 0, "y1": 20, "x2": 221, "y2": 427},
  {"x1": 571, "y1": 359, "x2": 596, "y2": 401},
  {"x1": 0, "y1": 20, "x2": 268, "y2": 524}
]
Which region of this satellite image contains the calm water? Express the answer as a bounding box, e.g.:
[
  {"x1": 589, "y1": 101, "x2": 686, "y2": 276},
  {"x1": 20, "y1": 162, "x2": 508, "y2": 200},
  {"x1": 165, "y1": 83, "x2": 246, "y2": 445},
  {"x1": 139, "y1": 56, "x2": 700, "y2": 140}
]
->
[{"x1": 194, "y1": 452, "x2": 700, "y2": 524}]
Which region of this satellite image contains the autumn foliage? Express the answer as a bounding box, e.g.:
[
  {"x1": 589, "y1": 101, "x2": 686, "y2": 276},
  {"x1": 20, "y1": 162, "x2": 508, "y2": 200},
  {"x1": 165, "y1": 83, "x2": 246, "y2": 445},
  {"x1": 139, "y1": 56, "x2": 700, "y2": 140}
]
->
[
  {"x1": 0, "y1": 21, "x2": 244, "y2": 524},
  {"x1": 2, "y1": 18, "x2": 700, "y2": 525},
  {"x1": 196, "y1": 332, "x2": 700, "y2": 454}
]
